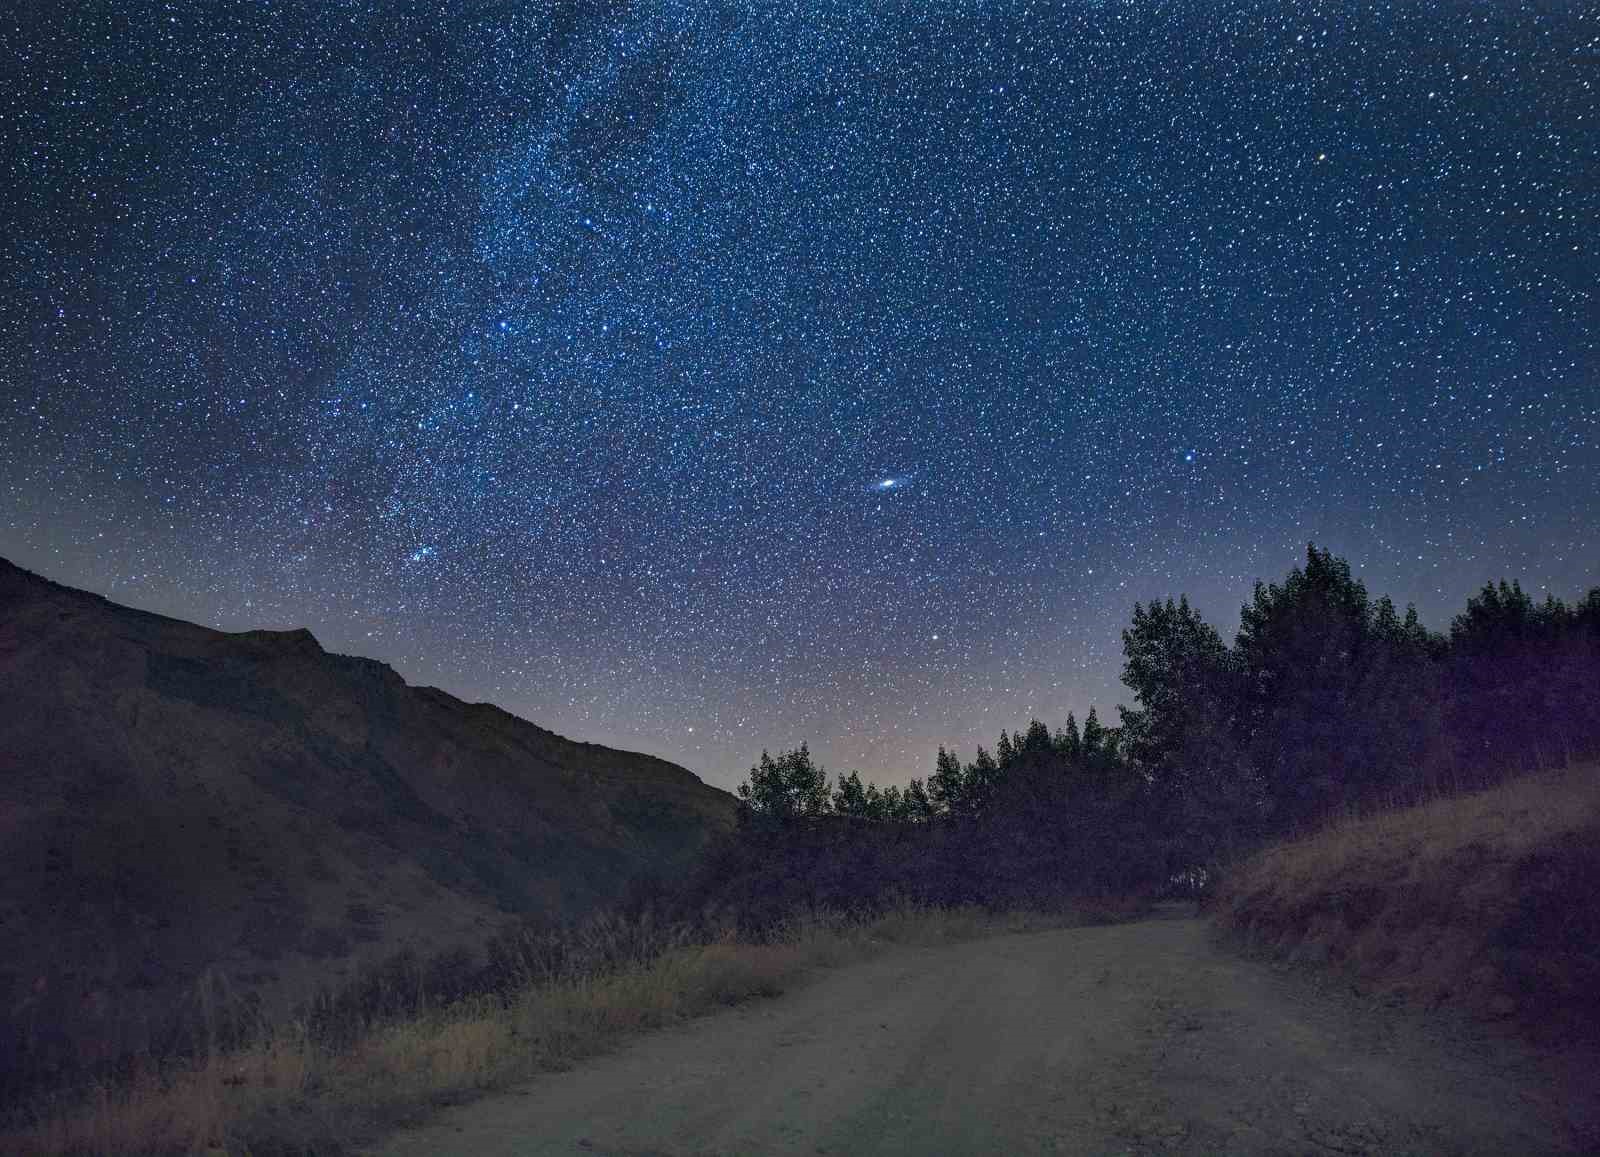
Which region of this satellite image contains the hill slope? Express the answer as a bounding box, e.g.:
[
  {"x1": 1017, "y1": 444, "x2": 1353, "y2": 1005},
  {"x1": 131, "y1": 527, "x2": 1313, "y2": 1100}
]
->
[
  {"x1": 1209, "y1": 764, "x2": 1600, "y2": 1045},
  {"x1": 0, "y1": 557, "x2": 736, "y2": 1087}
]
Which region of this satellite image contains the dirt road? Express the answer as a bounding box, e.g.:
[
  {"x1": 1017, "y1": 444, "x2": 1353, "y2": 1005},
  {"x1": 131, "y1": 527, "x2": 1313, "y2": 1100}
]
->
[{"x1": 375, "y1": 913, "x2": 1585, "y2": 1155}]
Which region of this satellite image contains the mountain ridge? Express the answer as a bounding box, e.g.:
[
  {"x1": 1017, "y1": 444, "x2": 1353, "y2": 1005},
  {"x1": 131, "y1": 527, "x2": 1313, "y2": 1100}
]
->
[{"x1": 0, "y1": 556, "x2": 736, "y2": 1088}]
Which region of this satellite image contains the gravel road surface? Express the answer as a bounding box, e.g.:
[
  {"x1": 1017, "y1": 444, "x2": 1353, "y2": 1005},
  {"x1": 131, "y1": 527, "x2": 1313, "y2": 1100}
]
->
[{"x1": 374, "y1": 913, "x2": 1584, "y2": 1155}]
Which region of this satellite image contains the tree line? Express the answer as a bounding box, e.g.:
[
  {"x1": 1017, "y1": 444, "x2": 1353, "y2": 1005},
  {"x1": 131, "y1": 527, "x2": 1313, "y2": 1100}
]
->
[{"x1": 679, "y1": 546, "x2": 1600, "y2": 926}]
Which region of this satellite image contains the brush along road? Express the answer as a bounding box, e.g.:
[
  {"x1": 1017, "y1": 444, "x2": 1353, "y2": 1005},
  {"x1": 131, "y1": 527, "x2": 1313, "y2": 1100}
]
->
[{"x1": 375, "y1": 911, "x2": 1586, "y2": 1155}]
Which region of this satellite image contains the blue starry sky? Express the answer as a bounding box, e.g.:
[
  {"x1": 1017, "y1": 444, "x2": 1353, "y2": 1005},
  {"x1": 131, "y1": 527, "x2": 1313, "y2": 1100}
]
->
[{"x1": 3, "y1": 2, "x2": 1596, "y2": 791}]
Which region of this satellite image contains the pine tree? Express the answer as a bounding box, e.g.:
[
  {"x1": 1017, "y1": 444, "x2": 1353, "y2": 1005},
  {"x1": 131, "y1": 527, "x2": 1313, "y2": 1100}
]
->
[
  {"x1": 874, "y1": 784, "x2": 901, "y2": 822},
  {"x1": 929, "y1": 746, "x2": 966, "y2": 815},
  {"x1": 1401, "y1": 604, "x2": 1435, "y2": 655},
  {"x1": 902, "y1": 777, "x2": 936, "y2": 821},
  {"x1": 1578, "y1": 588, "x2": 1600, "y2": 633},
  {"x1": 833, "y1": 770, "x2": 870, "y2": 818},
  {"x1": 1081, "y1": 707, "x2": 1106, "y2": 763},
  {"x1": 996, "y1": 730, "x2": 1016, "y2": 770},
  {"x1": 1057, "y1": 712, "x2": 1082, "y2": 762},
  {"x1": 1374, "y1": 594, "x2": 1402, "y2": 643},
  {"x1": 966, "y1": 746, "x2": 999, "y2": 812}
]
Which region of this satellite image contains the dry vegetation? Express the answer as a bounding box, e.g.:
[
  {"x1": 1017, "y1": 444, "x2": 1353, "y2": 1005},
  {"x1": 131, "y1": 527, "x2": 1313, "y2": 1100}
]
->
[
  {"x1": 0, "y1": 902, "x2": 1106, "y2": 1156},
  {"x1": 1210, "y1": 762, "x2": 1600, "y2": 1038}
]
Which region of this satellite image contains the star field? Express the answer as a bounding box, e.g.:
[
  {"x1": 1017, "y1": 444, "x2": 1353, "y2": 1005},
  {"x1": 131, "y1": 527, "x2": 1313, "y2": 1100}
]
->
[{"x1": 2, "y1": 2, "x2": 1596, "y2": 790}]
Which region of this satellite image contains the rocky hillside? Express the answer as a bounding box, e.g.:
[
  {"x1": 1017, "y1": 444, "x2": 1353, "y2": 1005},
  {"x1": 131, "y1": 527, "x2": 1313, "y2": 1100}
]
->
[{"x1": 0, "y1": 557, "x2": 736, "y2": 1090}]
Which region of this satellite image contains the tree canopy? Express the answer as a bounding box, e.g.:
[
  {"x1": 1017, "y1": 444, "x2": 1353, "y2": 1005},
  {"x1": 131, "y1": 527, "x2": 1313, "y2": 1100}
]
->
[{"x1": 712, "y1": 545, "x2": 1599, "y2": 917}]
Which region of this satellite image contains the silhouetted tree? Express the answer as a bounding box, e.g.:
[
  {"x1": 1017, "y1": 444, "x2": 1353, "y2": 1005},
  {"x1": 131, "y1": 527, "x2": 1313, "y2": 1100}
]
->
[
  {"x1": 965, "y1": 746, "x2": 1001, "y2": 812},
  {"x1": 1022, "y1": 719, "x2": 1053, "y2": 754},
  {"x1": 737, "y1": 744, "x2": 831, "y2": 825},
  {"x1": 1118, "y1": 594, "x2": 1253, "y2": 871},
  {"x1": 695, "y1": 554, "x2": 1596, "y2": 931},
  {"x1": 1080, "y1": 707, "x2": 1109, "y2": 766},
  {"x1": 1350, "y1": 594, "x2": 1443, "y2": 798},
  {"x1": 929, "y1": 746, "x2": 966, "y2": 816},
  {"x1": 1234, "y1": 545, "x2": 1384, "y2": 827},
  {"x1": 832, "y1": 770, "x2": 871, "y2": 818},
  {"x1": 901, "y1": 777, "x2": 936, "y2": 821},
  {"x1": 1447, "y1": 580, "x2": 1600, "y2": 774},
  {"x1": 1056, "y1": 712, "x2": 1083, "y2": 761}
]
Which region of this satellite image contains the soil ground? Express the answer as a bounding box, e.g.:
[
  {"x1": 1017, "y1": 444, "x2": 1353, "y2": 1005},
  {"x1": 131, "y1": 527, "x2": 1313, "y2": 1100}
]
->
[{"x1": 372, "y1": 908, "x2": 1589, "y2": 1155}]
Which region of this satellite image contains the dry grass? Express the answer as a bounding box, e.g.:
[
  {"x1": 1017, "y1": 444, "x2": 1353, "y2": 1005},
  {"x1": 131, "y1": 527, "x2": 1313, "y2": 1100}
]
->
[
  {"x1": 1211, "y1": 762, "x2": 1600, "y2": 1035},
  {"x1": 1258, "y1": 764, "x2": 1600, "y2": 884},
  {"x1": 0, "y1": 901, "x2": 1099, "y2": 1156}
]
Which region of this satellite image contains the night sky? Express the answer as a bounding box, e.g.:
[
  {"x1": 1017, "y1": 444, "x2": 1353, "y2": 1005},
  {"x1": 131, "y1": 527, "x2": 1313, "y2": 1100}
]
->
[{"x1": 2, "y1": 2, "x2": 1596, "y2": 792}]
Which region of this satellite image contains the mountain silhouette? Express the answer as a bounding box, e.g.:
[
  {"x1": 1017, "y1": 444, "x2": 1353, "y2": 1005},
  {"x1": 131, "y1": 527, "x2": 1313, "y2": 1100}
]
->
[{"x1": 0, "y1": 557, "x2": 735, "y2": 1084}]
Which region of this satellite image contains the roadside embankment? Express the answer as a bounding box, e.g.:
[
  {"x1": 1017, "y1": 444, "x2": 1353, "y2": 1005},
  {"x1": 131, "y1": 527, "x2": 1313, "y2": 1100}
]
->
[{"x1": 1209, "y1": 763, "x2": 1600, "y2": 1043}]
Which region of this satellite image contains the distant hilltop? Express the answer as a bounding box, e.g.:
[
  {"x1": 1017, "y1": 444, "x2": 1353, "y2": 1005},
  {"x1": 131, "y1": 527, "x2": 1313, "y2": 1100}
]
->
[{"x1": 0, "y1": 556, "x2": 736, "y2": 1087}]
